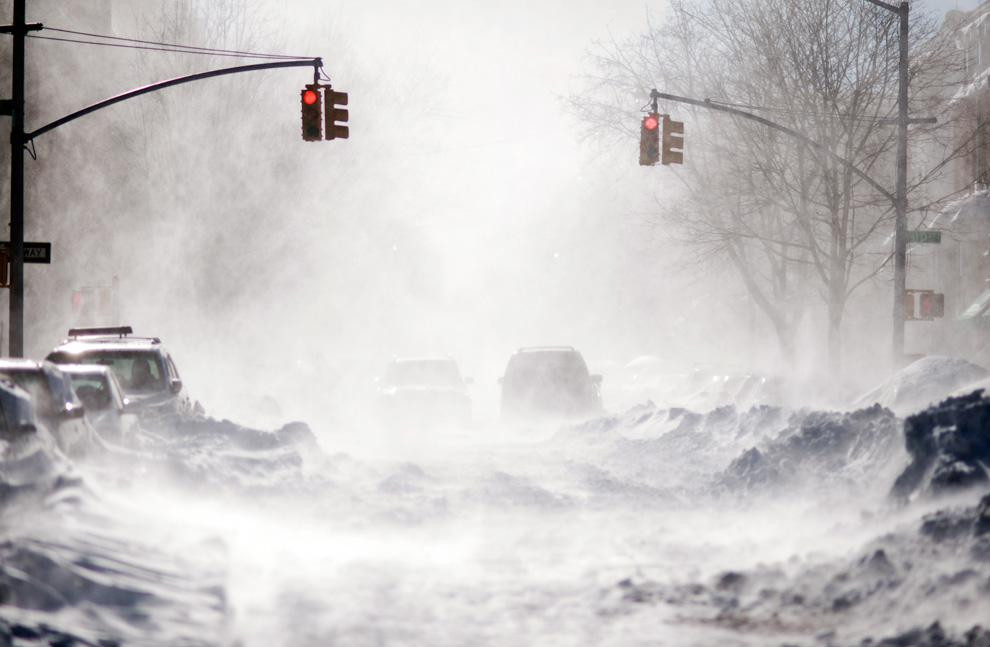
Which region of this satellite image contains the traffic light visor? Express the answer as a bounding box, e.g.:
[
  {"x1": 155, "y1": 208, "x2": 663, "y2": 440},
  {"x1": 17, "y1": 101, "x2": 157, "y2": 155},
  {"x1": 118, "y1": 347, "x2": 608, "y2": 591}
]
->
[
  {"x1": 644, "y1": 115, "x2": 659, "y2": 130},
  {"x1": 303, "y1": 89, "x2": 319, "y2": 105}
]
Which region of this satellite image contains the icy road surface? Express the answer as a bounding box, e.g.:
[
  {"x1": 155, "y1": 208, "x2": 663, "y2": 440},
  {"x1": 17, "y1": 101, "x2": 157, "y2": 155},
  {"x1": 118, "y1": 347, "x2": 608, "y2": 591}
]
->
[{"x1": 3, "y1": 399, "x2": 990, "y2": 646}]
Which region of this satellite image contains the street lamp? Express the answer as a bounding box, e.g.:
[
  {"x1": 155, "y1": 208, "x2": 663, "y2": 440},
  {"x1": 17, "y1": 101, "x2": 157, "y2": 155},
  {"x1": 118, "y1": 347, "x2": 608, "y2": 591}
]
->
[{"x1": 863, "y1": 0, "x2": 910, "y2": 366}]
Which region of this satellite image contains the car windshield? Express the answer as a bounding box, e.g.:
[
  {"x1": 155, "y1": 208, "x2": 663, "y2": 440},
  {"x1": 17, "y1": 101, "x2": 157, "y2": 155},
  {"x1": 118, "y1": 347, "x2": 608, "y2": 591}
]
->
[
  {"x1": 69, "y1": 374, "x2": 113, "y2": 411},
  {"x1": 52, "y1": 351, "x2": 165, "y2": 394},
  {"x1": 505, "y1": 352, "x2": 589, "y2": 388},
  {"x1": 385, "y1": 360, "x2": 462, "y2": 387}
]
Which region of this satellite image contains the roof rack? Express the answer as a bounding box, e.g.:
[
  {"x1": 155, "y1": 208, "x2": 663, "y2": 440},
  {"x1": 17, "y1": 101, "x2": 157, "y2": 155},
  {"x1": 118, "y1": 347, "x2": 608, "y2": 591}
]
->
[
  {"x1": 67, "y1": 325, "x2": 133, "y2": 339},
  {"x1": 517, "y1": 346, "x2": 576, "y2": 352}
]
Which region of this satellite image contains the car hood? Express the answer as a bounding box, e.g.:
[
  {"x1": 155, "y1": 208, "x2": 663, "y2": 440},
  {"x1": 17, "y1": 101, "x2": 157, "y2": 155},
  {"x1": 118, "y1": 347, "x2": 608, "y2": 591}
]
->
[{"x1": 381, "y1": 386, "x2": 468, "y2": 397}]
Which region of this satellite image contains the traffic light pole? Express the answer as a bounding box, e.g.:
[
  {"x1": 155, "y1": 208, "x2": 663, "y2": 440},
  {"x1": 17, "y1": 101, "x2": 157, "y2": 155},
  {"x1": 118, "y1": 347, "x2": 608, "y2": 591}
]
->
[
  {"x1": 8, "y1": 0, "x2": 24, "y2": 359},
  {"x1": 1, "y1": 25, "x2": 320, "y2": 355},
  {"x1": 2, "y1": 0, "x2": 41, "y2": 357},
  {"x1": 865, "y1": 0, "x2": 910, "y2": 367}
]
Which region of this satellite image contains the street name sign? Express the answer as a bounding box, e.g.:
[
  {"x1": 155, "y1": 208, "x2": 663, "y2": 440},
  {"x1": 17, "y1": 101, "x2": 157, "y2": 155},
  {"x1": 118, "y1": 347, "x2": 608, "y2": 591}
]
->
[
  {"x1": 0, "y1": 242, "x2": 52, "y2": 263},
  {"x1": 907, "y1": 230, "x2": 941, "y2": 244}
]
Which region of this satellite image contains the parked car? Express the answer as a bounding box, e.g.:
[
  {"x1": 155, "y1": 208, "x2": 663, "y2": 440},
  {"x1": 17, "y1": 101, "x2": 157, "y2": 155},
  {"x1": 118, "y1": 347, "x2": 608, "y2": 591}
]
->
[
  {"x1": 0, "y1": 379, "x2": 65, "y2": 488},
  {"x1": 46, "y1": 326, "x2": 197, "y2": 420},
  {"x1": 0, "y1": 378, "x2": 40, "y2": 441},
  {"x1": 58, "y1": 364, "x2": 138, "y2": 443},
  {"x1": 499, "y1": 346, "x2": 602, "y2": 421},
  {"x1": 377, "y1": 357, "x2": 472, "y2": 428},
  {"x1": 0, "y1": 359, "x2": 94, "y2": 456}
]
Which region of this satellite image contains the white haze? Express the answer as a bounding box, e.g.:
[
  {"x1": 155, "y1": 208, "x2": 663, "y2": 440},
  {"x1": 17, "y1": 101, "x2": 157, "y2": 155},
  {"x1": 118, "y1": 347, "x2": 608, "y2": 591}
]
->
[{"x1": 2, "y1": 1, "x2": 988, "y2": 646}]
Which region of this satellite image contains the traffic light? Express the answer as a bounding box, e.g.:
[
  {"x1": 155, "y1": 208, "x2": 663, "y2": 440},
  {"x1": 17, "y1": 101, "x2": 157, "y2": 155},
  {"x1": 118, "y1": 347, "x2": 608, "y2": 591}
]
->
[
  {"x1": 639, "y1": 113, "x2": 660, "y2": 166},
  {"x1": 662, "y1": 115, "x2": 684, "y2": 165},
  {"x1": 300, "y1": 84, "x2": 322, "y2": 141},
  {"x1": 325, "y1": 90, "x2": 349, "y2": 140}
]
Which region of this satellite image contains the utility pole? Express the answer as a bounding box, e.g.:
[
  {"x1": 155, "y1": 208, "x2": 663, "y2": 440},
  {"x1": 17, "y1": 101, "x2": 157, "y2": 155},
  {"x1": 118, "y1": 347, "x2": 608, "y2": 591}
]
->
[
  {"x1": 894, "y1": 0, "x2": 910, "y2": 367},
  {"x1": 862, "y1": 0, "x2": 910, "y2": 365},
  {"x1": 1, "y1": 0, "x2": 40, "y2": 357}
]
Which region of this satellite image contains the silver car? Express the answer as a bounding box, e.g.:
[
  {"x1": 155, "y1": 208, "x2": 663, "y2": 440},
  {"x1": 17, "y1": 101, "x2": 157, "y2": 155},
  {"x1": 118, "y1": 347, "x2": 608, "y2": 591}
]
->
[
  {"x1": 46, "y1": 326, "x2": 197, "y2": 420},
  {"x1": 58, "y1": 364, "x2": 138, "y2": 443},
  {"x1": 0, "y1": 379, "x2": 66, "y2": 488},
  {"x1": 0, "y1": 359, "x2": 94, "y2": 457}
]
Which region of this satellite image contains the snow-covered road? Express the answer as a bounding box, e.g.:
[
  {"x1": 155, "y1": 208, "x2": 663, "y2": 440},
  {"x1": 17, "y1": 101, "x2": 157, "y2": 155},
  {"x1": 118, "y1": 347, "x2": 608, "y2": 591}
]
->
[{"x1": 3, "y1": 392, "x2": 990, "y2": 646}]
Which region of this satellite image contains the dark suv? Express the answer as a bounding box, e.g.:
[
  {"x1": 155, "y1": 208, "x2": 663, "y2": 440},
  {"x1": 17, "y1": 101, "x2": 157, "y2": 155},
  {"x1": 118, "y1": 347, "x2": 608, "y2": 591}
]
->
[
  {"x1": 46, "y1": 326, "x2": 196, "y2": 419},
  {"x1": 499, "y1": 346, "x2": 602, "y2": 421}
]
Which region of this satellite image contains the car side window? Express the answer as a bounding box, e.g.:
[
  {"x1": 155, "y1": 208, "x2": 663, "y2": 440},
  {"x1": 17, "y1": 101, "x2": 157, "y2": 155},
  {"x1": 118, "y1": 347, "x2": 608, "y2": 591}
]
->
[{"x1": 166, "y1": 355, "x2": 180, "y2": 382}]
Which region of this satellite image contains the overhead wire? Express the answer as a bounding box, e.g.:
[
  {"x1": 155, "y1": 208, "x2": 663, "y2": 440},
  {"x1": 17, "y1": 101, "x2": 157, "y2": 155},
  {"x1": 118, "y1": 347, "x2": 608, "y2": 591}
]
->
[{"x1": 22, "y1": 26, "x2": 314, "y2": 61}]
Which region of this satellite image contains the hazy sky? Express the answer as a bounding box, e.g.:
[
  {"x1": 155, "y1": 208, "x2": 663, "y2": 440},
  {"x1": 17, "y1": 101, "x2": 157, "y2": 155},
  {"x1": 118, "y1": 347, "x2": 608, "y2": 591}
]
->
[{"x1": 5, "y1": 0, "x2": 984, "y2": 421}]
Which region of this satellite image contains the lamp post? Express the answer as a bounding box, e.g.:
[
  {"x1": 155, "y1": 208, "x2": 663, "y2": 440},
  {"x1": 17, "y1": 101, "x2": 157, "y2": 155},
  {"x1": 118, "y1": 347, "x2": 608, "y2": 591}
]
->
[{"x1": 863, "y1": 0, "x2": 910, "y2": 366}]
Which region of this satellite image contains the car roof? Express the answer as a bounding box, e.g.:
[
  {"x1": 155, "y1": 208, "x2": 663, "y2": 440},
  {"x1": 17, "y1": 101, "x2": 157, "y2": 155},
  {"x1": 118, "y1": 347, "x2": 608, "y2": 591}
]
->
[
  {"x1": 49, "y1": 338, "x2": 164, "y2": 354},
  {"x1": 513, "y1": 346, "x2": 580, "y2": 355},
  {"x1": 0, "y1": 359, "x2": 81, "y2": 408},
  {"x1": 0, "y1": 358, "x2": 44, "y2": 371},
  {"x1": 390, "y1": 356, "x2": 458, "y2": 364}
]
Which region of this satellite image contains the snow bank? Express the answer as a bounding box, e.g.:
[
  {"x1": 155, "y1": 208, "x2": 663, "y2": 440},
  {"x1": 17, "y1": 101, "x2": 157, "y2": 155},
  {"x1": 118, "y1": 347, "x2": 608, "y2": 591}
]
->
[
  {"x1": 720, "y1": 404, "x2": 903, "y2": 497},
  {"x1": 608, "y1": 491, "x2": 990, "y2": 645},
  {"x1": 855, "y1": 356, "x2": 988, "y2": 416},
  {"x1": 892, "y1": 391, "x2": 990, "y2": 501}
]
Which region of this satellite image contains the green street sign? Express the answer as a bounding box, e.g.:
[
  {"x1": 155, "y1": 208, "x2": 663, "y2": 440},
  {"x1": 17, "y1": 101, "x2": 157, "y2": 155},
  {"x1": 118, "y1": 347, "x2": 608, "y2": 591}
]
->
[{"x1": 907, "y1": 230, "x2": 941, "y2": 244}]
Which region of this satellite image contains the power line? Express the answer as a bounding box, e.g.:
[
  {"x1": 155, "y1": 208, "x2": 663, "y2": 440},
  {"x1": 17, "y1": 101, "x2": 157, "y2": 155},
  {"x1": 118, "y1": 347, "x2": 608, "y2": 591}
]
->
[
  {"x1": 26, "y1": 34, "x2": 308, "y2": 60},
  {"x1": 42, "y1": 26, "x2": 309, "y2": 60}
]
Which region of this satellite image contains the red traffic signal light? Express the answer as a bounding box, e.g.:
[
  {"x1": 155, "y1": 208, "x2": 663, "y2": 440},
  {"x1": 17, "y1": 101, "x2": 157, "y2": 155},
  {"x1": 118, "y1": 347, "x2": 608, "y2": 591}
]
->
[
  {"x1": 300, "y1": 84, "x2": 322, "y2": 141},
  {"x1": 639, "y1": 113, "x2": 660, "y2": 165},
  {"x1": 325, "y1": 89, "x2": 349, "y2": 140}
]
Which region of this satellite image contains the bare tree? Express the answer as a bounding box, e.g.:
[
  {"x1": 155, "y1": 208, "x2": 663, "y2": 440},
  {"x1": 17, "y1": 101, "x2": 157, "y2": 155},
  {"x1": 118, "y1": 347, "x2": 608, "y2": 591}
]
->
[{"x1": 571, "y1": 0, "x2": 962, "y2": 372}]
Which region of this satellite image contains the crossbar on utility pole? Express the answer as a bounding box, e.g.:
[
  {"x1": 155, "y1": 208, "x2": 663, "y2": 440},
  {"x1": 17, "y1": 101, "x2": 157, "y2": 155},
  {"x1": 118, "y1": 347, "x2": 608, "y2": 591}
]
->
[
  {"x1": 649, "y1": 89, "x2": 896, "y2": 204},
  {"x1": 26, "y1": 59, "x2": 321, "y2": 141}
]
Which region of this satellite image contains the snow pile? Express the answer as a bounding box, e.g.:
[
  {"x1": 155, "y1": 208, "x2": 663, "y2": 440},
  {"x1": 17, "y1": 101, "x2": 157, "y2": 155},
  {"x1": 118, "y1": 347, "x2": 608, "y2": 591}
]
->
[
  {"x1": 126, "y1": 416, "x2": 324, "y2": 496},
  {"x1": 0, "y1": 425, "x2": 79, "y2": 514},
  {"x1": 856, "y1": 356, "x2": 988, "y2": 416},
  {"x1": 550, "y1": 402, "x2": 789, "y2": 491},
  {"x1": 720, "y1": 404, "x2": 904, "y2": 497},
  {"x1": 892, "y1": 391, "x2": 990, "y2": 501},
  {"x1": 609, "y1": 494, "x2": 990, "y2": 644}
]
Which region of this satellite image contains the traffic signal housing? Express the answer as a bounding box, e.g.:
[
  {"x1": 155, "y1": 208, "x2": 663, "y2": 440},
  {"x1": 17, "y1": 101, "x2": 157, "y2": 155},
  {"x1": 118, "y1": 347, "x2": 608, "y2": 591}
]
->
[
  {"x1": 300, "y1": 84, "x2": 322, "y2": 141},
  {"x1": 325, "y1": 90, "x2": 349, "y2": 140},
  {"x1": 919, "y1": 291, "x2": 945, "y2": 319},
  {"x1": 662, "y1": 115, "x2": 684, "y2": 165},
  {"x1": 639, "y1": 113, "x2": 660, "y2": 166}
]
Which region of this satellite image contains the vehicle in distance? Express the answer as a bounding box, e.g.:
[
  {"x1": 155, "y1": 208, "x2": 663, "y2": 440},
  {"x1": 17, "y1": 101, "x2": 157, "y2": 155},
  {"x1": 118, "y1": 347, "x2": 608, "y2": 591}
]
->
[
  {"x1": 58, "y1": 364, "x2": 138, "y2": 443},
  {"x1": 499, "y1": 346, "x2": 603, "y2": 421},
  {"x1": 377, "y1": 357, "x2": 472, "y2": 428},
  {"x1": 46, "y1": 326, "x2": 195, "y2": 419},
  {"x1": 0, "y1": 359, "x2": 93, "y2": 456}
]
